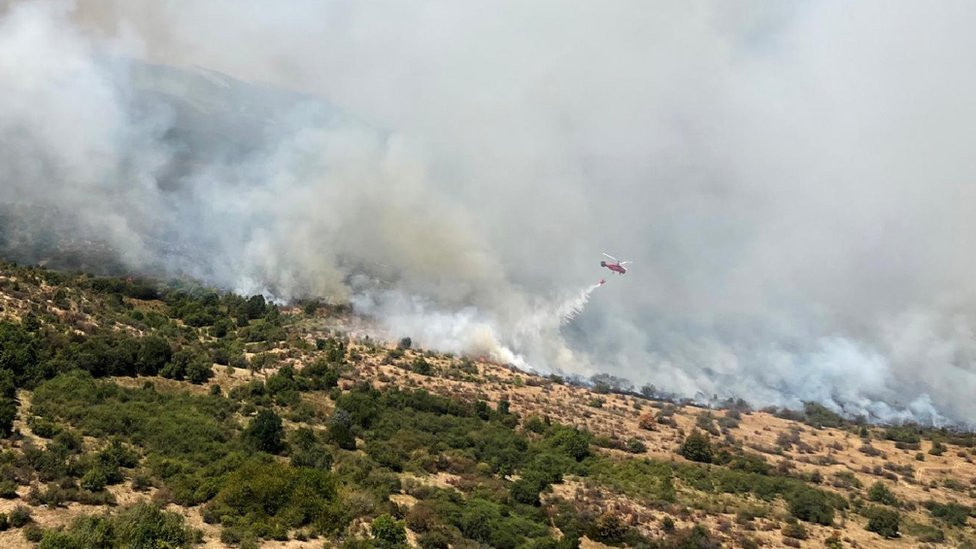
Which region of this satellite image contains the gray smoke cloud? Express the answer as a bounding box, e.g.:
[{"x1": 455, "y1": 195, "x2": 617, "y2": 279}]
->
[{"x1": 2, "y1": 0, "x2": 976, "y2": 427}]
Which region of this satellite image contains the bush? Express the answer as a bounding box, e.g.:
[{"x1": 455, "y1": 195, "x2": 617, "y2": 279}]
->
[
  {"x1": 80, "y1": 466, "x2": 109, "y2": 492},
  {"x1": 626, "y1": 438, "x2": 647, "y2": 454},
  {"x1": 137, "y1": 336, "x2": 172, "y2": 376},
  {"x1": 864, "y1": 506, "x2": 899, "y2": 538},
  {"x1": 205, "y1": 460, "x2": 338, "y2": 539},
  {"x1": 0, "y1": 397, "x2": 16, "y2": 437},
  {"x1": 884, "y1": 426, "x2": 920, "y2": 445},
  {"x1": 185, "y1": 358, "x2": 214, "y2": 384},
  {"x1": 591, "y1": 512, "x2": 628, "y2": 544},
  {"x1": 913, "y1": 524, "x2": 945, "y2": 543},
  {"x1": 289, "y1": 428, "x2": 333, "y2": 471},
  {"x1": 867, "y1": 481, "x2": 898, "y2": 506},
  {"x1": 328, "y1": 409, "x2": 357, "y2": 450},
  {"x1": 781, "y1": 519, "x2": 808, "y2": 540},
  {"x1": 668, "y1": 525, "x2": 718, "y2": 549},
  {"x1": 417, "y1": 530, "x2": 451, "y2": 549},
  {"x1": 243, "y1": 409, "x2": 285, "y2": 454},
  {"x1": 405, "y1": 502, "x2": 437, "y2": 533},
  {"x1": 9, "y1": 505, "x2": 31, "y2": 527},
  {"x1": 412, "y1": 358, "x2": 433, "y2": 376},
  {"x1": 112, "y1": 503, "x2": 193, "y2": 547},
  {"x1": 510, "y1": 477, "x2": 544, "y2": 506},
  {"x1": 23, "y1": 524, "x2": 43, "y2": 542},
  {"x1": 547, "y1": 427, "x2": 590, "y2": 461},
  {"x1": 371, "y1": 514, "x2": 407, "y2": 547},
  {"x1": 299, "y1": 358, "x2": 339, "y2": 390},
  {"x1": 786, "y1": 488, "x2": 834, "y2": 525},
  {"x1": 679, "y1": 431, "x2": 713, "y2": 463},
  {"x1": 160, "y1": 350, "x2": 212, "y2": 383},
  {"x1": 39, "y1": 503, "x2": 193, "y2": 548},
  {"x1": 924, "y1": 500, "x2": 971, "y2": 527}
]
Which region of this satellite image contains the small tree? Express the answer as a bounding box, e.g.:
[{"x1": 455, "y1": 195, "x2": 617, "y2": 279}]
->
[
  {"x1": 865, "y1": 506, "x2": 899, "y2": 538},
  {"x1": 185, "y1": 356, "x2": 213, "y2": 384},
  {"x1": 328, "y1": 409, "x2": 356, "y2": 450},
  {"x1": 549, "y1": 427, "x2": 590, "y2": 461},
  {"x1": 371, "y1": 514, "x2": 407, "y2": 547},
  {"x1": 0, "y1": 397, "x2": 16, "y2": 437},
  {"x1": 679, "y1": 430, "x2": 713, "y2": 463},
  {"x1": 867, "y1": 481, "x2": 898, "y2": 506},
  {"x1": 787, "y1": 488, "x2": 834, "y2": 525},
  {"x1": 243, "y1": 409, "x2": 285, "y2": 454},
  {"x1": 136, "y1": 336, "x2": 172, "y2": 376}
]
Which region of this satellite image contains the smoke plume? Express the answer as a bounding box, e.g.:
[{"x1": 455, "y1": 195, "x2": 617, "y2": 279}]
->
[{"x1": 2, "y1": 0, "x2": 976, "y2": 427}]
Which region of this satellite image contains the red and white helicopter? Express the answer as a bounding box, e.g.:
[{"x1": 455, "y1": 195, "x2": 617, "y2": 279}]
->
[{"x1": 600, "y1": 253, "x2": 631, "y2": 275}]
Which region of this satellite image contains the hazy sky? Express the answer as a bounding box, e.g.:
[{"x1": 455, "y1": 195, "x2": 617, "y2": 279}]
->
[{"x1": 3, "y1": 0, "x2": 976, "y2": 426}]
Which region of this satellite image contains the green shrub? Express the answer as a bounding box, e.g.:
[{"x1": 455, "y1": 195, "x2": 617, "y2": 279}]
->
[
  {"x1": 679, "y1": 431, "x2": 713, "y2": 463},
  {"x1": 39, "y1": 503, "x2": 193, "y2": 548},
  {"x1": 243, "y1": 409, "x2": 285, "y2": 454},
  {"x1": 546, "y1": 426, "x2": 590, "y2": 461},
  {"x1": 417, "y1": 530, "x2": 451, "y2": 549},
  {"x1": 864, "y1": 506, "x2": 899, "y2": 538},
  {"x1": 328, "y1": 409, "x2": 357, "y2": 450},
  {"x1": 801, "y1": 402, "x2": 845, "y2": 428},
  {"x1": 0, "y1": 479, "x2": 18, "y2": 499},
  {"x1": 412, "y1": 358, "x2": 433, "y2": 376},
  {"x1": 781, "y1": 519, "x2": 807, "y2": 540},
  {"x1": 867, "y1": 481, "x2": 898, "y2": 506},
  {"x1": 884, "y1": 426, "x2": 920, "y2": 444},
  {"x1": 204, "y1": 460, "x2": 338, "y2": 539},
  {"x1": 80, "y1": 466, "x2": 109, "y2": 492},
  {"x1": 136, "y1": 336, "x2": 172, "y2": 376},
  {"x1": 912, "y1": 524, "x2": 945, "y2": 543},
  {"x1": 591, "y1": 512, "x2": 627, "y2": 544},
  {"x1": 289, "y1": 428, "x2": 333, "y2": 471},
  {"x1": 787, "y1": 488, "x2": 834, "y2": 525},
  {"x1": 924, "y1": 500, "x2": 971, "y2": 527},
  {"x1": 23, "y1": 524, "x2": 43, "y2": 542},
  {"x1": 0, "y1": 397, "x2": 16, "y2": 437},
  {"x1": 371, "y1": 514, "x2": 407, "y2": 547},
  {"x1": 28, "y1": 416, "x2": 62, "y2": 438},
  {"x1": 9, "y1": 505, "x2": 31, "y2": 527},
  {"x1": 626, "y1": 438, "x2": 647, "y2": 454},
  {"x1": 510, "y1": 477, "x2": 544, "y2": 506}
]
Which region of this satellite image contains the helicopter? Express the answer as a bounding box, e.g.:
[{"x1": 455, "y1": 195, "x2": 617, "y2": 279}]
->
[{"x1": 600, "y1": 252, "x2": 631, "y2": 275}]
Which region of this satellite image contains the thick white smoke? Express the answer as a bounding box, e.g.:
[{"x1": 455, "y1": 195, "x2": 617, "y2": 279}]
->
[
  {"x1": 3, "y1": 0, "x2": 976, "y2": 427},
  {"x1": 351, "y1": 282, "x2": 604, "y2": 375}
]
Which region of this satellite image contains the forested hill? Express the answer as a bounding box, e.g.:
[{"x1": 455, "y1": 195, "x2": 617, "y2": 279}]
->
[{"x1": 0, "y1": 262, "x2": 974, "y2": 548}]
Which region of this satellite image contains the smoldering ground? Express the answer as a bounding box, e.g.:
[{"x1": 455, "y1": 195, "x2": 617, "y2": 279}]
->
[{"x1": 2, "y1": 0, "x2": 976, "y2": 427}]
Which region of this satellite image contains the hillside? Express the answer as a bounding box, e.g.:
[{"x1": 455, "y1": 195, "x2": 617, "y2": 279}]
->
[{"x1": 0, "y1": 262, "x2": 974, "y2": 548}]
